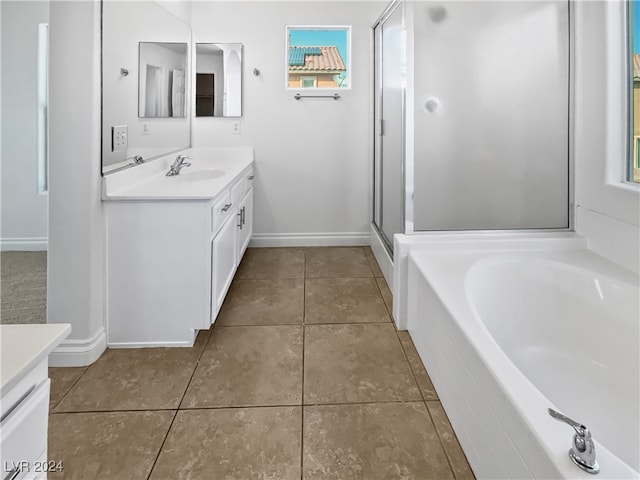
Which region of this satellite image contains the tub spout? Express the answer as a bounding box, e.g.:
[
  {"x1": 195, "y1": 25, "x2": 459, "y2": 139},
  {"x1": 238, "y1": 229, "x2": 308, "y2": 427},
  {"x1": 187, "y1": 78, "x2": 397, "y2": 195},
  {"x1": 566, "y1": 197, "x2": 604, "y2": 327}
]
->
[{"x1": 548, "y1": 408, "x2": 600, "y2": 474}]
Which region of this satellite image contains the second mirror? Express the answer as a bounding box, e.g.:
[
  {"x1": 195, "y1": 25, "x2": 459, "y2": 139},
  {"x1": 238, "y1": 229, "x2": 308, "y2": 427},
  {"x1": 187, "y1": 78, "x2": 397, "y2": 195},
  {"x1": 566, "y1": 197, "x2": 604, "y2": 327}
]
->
[{"x1": 195, "y1": 43, "x2": 242, "y2": 117}]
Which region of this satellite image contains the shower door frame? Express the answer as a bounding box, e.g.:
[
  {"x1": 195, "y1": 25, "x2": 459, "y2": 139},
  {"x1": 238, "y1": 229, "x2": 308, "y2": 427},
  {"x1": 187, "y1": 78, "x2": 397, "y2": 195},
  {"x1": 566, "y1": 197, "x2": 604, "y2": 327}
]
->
[{"x1": 372, "y1": 0, "x2": 407, "y2": 255}]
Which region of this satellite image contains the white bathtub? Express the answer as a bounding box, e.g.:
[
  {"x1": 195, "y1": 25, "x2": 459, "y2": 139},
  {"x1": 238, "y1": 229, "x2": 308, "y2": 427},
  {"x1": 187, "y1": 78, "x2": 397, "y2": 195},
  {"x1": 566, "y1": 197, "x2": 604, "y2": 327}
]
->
[{"x1": 406, "y1": 238, "x2": 639, "y2": 479}]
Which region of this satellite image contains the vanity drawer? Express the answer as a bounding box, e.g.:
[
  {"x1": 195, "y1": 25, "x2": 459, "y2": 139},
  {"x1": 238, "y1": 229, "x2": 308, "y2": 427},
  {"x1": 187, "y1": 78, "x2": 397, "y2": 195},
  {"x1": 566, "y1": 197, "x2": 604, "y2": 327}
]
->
[
  {"x1": 0, "y1": 379, "x2": 50, "y2": 480},
  {"x1": 211, "y1": 191, "x2": 233, "y2": 234},
  {"x1": 230, "y1": 168, "x2": 254, "y2": 206}
]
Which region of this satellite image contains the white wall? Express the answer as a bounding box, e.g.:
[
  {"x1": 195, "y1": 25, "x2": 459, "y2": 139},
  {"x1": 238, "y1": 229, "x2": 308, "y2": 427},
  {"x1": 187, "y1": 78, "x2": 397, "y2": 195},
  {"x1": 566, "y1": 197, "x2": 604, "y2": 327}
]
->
[
  {"x1": 0, "y1": 1, "x2": 49, "y2": 250},
  {"x1": 574, "y1": 1, "x2": 640, "y2": 272},
  {"x1": 191, "y1": 1, "x2": 383, "y2": 246},
  {"x1": 48, "y1": 0, "x2": 105, "y2": 366}
]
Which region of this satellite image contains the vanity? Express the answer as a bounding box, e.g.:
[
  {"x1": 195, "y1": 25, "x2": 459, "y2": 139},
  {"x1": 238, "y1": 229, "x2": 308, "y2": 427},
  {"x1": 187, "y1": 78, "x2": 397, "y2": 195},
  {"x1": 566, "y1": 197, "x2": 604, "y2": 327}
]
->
[
  {"x1": 1, "y1": 324, "x2": 71, "y2": 480},
  {"x1": 103, "y1": 147, "x2": 254, "y2": 347}
]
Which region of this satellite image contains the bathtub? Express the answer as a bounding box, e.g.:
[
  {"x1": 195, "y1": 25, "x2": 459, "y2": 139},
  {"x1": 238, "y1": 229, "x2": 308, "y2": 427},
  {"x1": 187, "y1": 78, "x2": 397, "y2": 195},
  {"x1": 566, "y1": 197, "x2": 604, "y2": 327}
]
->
[{"x1": 406, "y1": 238, "x2": 639, "y2": 479}]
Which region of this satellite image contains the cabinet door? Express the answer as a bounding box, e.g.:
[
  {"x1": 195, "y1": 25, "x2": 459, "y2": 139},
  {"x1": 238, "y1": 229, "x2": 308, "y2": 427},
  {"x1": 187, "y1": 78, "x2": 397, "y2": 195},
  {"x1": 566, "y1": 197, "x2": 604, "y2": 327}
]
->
[
  {"x1": 237, "y1": 188, "x2": 253, "y2": 262},
  {"x1": 211, "y1": 214, "x2": 238, "y2": 322}
]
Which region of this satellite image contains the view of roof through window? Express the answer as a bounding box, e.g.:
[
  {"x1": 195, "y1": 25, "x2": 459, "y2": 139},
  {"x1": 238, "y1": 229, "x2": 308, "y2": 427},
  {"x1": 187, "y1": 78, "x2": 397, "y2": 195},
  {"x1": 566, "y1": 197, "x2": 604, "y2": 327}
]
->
[{"x1": 287, "y1": 27, "x2": 349, "y2": 89}]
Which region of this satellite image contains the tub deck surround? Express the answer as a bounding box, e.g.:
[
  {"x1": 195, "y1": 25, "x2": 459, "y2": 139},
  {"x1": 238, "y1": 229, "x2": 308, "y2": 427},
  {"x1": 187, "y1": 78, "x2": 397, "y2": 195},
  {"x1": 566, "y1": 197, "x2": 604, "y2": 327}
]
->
[
  {"x1": 406, "y1": 237, "x2": 640, "y2": 480},
  {"x1": 103, "y1": 147, "x2": 255, "y2": 348}
]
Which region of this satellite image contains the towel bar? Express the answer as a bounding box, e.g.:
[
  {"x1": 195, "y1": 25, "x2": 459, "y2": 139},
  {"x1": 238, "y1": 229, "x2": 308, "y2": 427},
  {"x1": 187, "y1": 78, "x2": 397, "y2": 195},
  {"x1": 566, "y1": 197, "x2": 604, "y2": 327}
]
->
[{"x1": 294, "y1": 93, "x2": 341, "y2": 100}]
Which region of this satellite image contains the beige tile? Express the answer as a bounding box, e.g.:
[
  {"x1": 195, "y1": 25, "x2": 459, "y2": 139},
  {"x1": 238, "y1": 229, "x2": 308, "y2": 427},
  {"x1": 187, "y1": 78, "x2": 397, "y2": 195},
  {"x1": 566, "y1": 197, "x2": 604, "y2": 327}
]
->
[
  {"x1": 217, "y1": 278, "x2": 304, "y2": 326},
  {"x1": 375, "y1": 276, "x2": 393, "y2": 315},
  {"x1": 427, "y1": 401, "x2": 476, "y2": 480},
  {"x1": 236, "y1": 247, "x2": 305, "y2": 279},
  {"x1": 305, "y1": 247, "x2": 373, "y2": 278},
  {"x1": 54, "y1": 348, "x2": 201, "y2": 412},
  {"x1": 305, "y1": 278, "x2": 389, "y2": 324},
  {"x1": 304, "y1": 324, "x2": 421, "y2": 404},
  {"x1": 303, "y1": 403, "x2": 454, "y2": 480},
  {"x1": 182, "y1": 325, "x2": 303, "y2": 407},
  {"x1": 49, "y1": 367, "x2": 88, "y2": 410},
  {"x1": 48, "y1": 410, "x2": 174, "y2": 480},
  {"x1": 364, "y1": 246, "x2": 384, "y2": 277},
  {"x1": 398, "y1": 331, "x2": 439, "y2": 400},
  {"x1": 150, "y1": 407, "x2": 301, "y2": 480}
]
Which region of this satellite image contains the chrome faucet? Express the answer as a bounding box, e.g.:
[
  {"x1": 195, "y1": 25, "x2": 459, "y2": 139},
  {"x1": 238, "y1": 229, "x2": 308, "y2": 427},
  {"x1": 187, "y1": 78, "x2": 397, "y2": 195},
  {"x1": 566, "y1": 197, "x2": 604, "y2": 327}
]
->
[
  {"x1": 166, "y1": 155, "x2": 192, "y2": 176},
  {"x1": 548, "y1": 408, "x2": 599, "y2": 474}
]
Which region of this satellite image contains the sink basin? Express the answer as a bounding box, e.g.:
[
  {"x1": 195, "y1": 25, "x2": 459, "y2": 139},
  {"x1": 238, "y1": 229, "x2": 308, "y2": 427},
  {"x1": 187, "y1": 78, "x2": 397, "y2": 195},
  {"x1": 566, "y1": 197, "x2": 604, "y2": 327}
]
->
[{"x1": 173, "y1": 169, "x2": 226, "y2": 181}]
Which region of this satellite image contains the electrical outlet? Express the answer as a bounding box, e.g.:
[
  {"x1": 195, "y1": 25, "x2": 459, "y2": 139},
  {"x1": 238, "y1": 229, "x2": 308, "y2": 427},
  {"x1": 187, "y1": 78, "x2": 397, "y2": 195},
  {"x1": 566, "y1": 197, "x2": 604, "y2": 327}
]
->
[
  {"x1": 232, "y1": 121, "x2": 241, "y2": 135},
  {"x1": 111, "y1": 125, "x2": 128, "y2": 152}
]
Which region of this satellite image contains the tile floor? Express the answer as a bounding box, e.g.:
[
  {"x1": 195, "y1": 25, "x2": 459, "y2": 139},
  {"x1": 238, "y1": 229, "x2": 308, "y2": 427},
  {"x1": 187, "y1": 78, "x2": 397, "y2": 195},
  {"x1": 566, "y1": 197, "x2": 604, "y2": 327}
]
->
[{"x1": 48, "y1": 247, "x2": 474, "y2": 480}]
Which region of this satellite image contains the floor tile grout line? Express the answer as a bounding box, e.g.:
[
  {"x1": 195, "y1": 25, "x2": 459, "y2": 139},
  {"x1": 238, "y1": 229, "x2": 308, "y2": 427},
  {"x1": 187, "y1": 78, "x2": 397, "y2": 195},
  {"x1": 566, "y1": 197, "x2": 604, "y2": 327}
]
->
[
  {"x1": 393, "y1": 322, "x2": 427, "y2": 403},
  {"x1": 51, "y1": 408, "x2": 179, "y2": 415},
  {"x1": 146, "y1": 334, "x2": 211, "y2": 480},
  {"x1": 50, "y1": 398, "x2": 433, "y2": 415},
  {"x1": 146, "y1": 409, "x2": 180, "y2": 480},
  {"x1": 51, "y1": 365, "x2": 92, "y2": 413},
  {"x1": 177, "y1": 332, "x2": 216, "y2": 411},
  {"x1": 300, "y1": 250, "x2": 307, "y2": 480},
  {"x1": 423, "y1": 400, "x2": 460, "y2": 480},
  {"x1": 372, "y1": 275, "x2": 394, "y2": 321}
]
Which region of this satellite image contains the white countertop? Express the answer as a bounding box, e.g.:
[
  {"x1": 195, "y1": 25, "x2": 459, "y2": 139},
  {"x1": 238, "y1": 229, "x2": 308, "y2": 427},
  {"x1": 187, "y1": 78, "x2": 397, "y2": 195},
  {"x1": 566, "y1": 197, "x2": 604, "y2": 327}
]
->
[
  {"x1": 103, "y1": 147, "x2": 254, "y2": 200},
  {"x1": 1, "y1": 324, "x2": 71, "y2": 396}
]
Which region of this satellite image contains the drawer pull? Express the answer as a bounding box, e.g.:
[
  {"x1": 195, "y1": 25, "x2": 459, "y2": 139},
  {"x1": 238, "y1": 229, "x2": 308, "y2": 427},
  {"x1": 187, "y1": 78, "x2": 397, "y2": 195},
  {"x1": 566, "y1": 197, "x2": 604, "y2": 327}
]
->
[
  {"x1": 221, "y1": 203, "x2": 232, "y2": 213},
  {"x1": 248, "y1": 175, "x2": 254, "y2": 180}
]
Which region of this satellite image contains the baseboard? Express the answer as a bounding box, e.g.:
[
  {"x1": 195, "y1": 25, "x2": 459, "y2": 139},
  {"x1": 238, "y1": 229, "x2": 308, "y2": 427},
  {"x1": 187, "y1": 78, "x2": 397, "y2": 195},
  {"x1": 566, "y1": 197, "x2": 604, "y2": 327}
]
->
[
  {"x1": 1, "y1": 237, "x2": 48, "y2": 251},
  {"x1": 369, "y1": 224, "x2": 394, "y2": 291},
  {"x1": 49, "y1": 326, "x2": 107, "y2": 367},
  {"x1": 249, "y1": 232, "x2": 370, "y2": 247}
]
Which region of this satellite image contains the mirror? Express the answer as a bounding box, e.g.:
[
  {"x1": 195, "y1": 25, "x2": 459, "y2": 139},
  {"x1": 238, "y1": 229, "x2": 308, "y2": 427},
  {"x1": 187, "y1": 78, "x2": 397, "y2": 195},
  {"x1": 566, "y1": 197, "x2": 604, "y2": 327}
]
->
[
  {"x1": 102, "y1": 2, "x2": 191, "y2": 174},
  {"x1": 195, "y1": 43, "x2": 243, "y2": 117},
  {"x1": 138, "y1": 42, "x2": 188, "y2": 118}
]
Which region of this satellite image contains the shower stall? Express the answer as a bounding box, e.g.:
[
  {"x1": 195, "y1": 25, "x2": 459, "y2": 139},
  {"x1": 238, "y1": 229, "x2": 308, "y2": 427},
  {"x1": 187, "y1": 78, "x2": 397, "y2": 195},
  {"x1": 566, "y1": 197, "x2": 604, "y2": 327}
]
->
[{"x1": 372, "y1": 1, "x2": 571, "y2": 263}]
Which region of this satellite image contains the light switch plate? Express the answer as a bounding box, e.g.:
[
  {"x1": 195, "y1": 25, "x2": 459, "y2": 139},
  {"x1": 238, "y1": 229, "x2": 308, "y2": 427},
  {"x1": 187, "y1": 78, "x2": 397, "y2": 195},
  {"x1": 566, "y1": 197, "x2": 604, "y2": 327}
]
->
[{"x1": 111, "y1": 125, "x2": 128, "y2": 152}]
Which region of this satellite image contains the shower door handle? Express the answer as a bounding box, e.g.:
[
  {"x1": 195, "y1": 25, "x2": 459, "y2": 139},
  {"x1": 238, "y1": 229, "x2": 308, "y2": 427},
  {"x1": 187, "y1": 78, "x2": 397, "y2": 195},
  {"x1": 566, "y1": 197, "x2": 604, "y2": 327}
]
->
[{"x1": 379, "y1": 119, "x2": 385, "y2": 136}]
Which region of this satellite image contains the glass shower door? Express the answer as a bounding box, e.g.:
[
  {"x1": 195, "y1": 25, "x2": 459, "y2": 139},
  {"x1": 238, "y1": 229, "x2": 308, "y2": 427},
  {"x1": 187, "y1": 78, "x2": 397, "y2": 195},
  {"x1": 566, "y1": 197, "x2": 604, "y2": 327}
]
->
[
  {"x1": 411, "y1": 1, "x2": 570, "y2": 231},
  {"x1": 373, "y1": 2, "x2": 405, "y2": 253}
]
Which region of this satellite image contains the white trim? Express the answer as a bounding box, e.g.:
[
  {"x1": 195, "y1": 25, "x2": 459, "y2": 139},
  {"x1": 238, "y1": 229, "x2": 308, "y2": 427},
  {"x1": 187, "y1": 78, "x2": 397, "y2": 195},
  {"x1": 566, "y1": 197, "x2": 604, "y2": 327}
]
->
[
  {"x1": 107, "y1": 339, "x2": 195, "y2": 349},
  {"x1": 576, "y1": 205, "x2": 640, "y2": 273},
  {"x1": 1, "y1": 238, "x2": 48, "y2": 251},
  {"x1": 369, "y1": 224, "x2": 393, "y2": 292},
  {"x1": 48, "y1": 327, "x2": 107, "y2": 367},
  {"x1": 285, "y1": 24, "x2": 352, "y2": 91},
  {"x1": 249, "y1": 232, "x2": 369, "y2": 248}
]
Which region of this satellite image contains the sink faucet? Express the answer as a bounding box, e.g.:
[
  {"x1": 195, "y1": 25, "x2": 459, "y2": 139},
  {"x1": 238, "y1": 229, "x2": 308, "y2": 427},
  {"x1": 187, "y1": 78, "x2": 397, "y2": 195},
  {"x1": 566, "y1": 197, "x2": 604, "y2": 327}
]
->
[
  {"x1": 548, "y1": 408, "x2": 599, "y2": 474},
  {"x1": 166, "y1": 155, "x2": 192, "y2": 176}
]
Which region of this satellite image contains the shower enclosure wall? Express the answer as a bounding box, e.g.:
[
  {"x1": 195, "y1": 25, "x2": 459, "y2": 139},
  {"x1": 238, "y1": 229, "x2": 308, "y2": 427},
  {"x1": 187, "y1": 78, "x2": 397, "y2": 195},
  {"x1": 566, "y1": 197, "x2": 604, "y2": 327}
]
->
[{"x1": 372, "y1": 1, "x2": 571, "y2": 259}]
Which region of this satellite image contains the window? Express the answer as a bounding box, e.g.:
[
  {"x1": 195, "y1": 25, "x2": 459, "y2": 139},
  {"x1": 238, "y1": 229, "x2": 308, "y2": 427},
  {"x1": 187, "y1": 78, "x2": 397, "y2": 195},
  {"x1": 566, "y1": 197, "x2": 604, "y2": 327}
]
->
[
  {"x1": 630, "y1": 1, "x2": 640, "y2": 182},
  {"x1": 286, "y1": 26, "x2": 350, "y2": 89},
  {"x1": 300, "y1": 76, "x2": 317, "y2": 88}
]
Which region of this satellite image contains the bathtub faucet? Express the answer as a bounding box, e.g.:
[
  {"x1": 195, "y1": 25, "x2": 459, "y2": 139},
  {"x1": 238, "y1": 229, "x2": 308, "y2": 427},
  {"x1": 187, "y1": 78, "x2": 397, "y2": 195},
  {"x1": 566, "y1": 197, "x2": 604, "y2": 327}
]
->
[{"x1": 548, "y1": 408, "x2": 599, "y2": 474}]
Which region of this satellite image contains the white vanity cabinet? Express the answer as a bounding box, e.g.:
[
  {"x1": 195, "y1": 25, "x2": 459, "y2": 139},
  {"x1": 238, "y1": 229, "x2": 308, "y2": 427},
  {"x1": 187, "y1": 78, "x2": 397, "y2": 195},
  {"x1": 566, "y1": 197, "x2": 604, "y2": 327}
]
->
[
  {"x1": 1, "y1": 324, "x2": 71, "y2": 480},
  {"x1": 105, "y1": 159, "x2": 254, "y2": 348}
]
